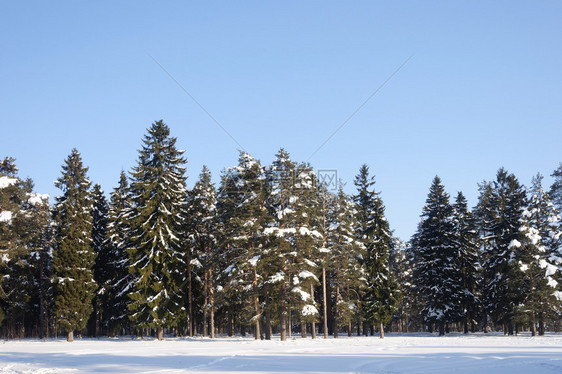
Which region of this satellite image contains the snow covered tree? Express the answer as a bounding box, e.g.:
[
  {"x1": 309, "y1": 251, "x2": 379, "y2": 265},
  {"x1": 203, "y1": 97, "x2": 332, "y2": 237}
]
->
[
  {"x1": 353, "y1": 165, "x2": 399, "y2": 338},
  {"x1": 125, "y1": 120, "x2": 187, "y2": 340},
  {"x1": 517, "y1": 174, "x2": 562, "y2": 335},
  {"x1": 452, "y1": 192, "x2": 481, "y2": 333},
  {"x1": 105, "y1": 171, "x2": 133, "y2": 336},
  {"x1": 476, "y1": 168, "x2": 527, "y2": 334},
  {"x1": 411, "y1": 176, "x2": 463, "y2": 336},
  {"x1": 52, "y1": 149, "x2": 97, "y2": 342},
  {"x1": 291, "y1": 162, "x2": 322, "y2": 338},
  {"x1": 329, "y1": 188, "x2": 364, "y2": 337},
  {"x1": 550, "y1": 163, "x2": 562, "y2": 213},
  {"x1": 89, "y1": 184, "x2": 111, "y2": 336},
  {"x1": 263, "y1": 149, "x2": 322, "y2": 341},
  {"x1": 0, "y1": 157, "x2": 51, "y2": 337},
  {"x1": 389, "y1": 238, "x2": 415, "y2": 332},
  {"x1": 185, "y1": 165, "x2": 217, "y2": 338}
]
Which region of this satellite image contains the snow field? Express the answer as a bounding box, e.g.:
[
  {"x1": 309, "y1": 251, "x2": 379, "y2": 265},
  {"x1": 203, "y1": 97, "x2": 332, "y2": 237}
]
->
[{"x1": 1, "y1": 333, "x2": 562, "y2": 374}]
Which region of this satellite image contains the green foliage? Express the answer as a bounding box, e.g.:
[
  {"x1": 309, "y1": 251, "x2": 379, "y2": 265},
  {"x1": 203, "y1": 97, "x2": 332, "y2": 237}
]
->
[
  {"x1": 52, "y1": 149, "x2": 97, "y2": 334},
  {"x1": 354, "y1": 165, "x2": 399, "y2": 328},
  {"x1": 125, "y1": 120, "x2": 187, "y2": 331}
]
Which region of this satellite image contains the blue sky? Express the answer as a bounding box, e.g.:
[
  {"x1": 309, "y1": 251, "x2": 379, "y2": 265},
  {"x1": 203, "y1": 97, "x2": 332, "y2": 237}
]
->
[{"x1": 2, "y1": 1, "x2": 561, "y2": 240}]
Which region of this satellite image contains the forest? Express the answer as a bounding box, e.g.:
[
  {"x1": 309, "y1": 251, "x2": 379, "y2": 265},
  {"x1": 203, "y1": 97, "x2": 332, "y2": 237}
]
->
[{"x1": 1, "y1": 120, "x2": 561, "y2": 341}]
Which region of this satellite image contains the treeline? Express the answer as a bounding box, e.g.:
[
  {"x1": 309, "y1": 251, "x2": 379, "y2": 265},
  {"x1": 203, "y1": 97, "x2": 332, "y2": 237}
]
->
[{"x1": 0, "y1": 120, "x2": 561, "y2": 341}]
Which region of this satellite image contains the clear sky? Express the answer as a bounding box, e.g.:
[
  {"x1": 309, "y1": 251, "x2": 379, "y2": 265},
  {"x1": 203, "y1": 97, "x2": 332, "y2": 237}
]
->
[{"x1": 2, "y1": 1, "x2": 561, "y2": 240}]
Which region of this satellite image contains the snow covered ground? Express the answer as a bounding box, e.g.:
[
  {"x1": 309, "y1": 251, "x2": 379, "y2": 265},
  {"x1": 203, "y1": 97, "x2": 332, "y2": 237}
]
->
[{"x1": 1, "y1": 333, "x2": 561, "y2": 373}]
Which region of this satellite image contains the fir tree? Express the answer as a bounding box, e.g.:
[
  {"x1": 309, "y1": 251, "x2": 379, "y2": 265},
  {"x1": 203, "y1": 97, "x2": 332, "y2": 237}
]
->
[
  {"x1": 353, "y1": 165, "x2": 399, "y2": 338},
  {"x1": 476, "y1": 168, "x2": 527, "y2": 335},
  {"x1": 550, "y1": 163, "x2": 562, "y2": 213},
  {"x1": 125, "y1": 120, "x2": 187, "y2": 340},
  {"x1": 0, "y1": 157, "x2": 51, "y2": 337},
  {"x1": 452, "y1": 192, "x2": 480, "y2": 333},
  {"x1": 263, "y1": 148, "x2": 302, "y2": 341},
  {"x1": 411, "y1": 176, "x2": 463, "y2": 336},
  {"x1": 52, "y1": 149, "x2": 97, "y2": 342},
  {"x1": 90, "y1": 184, "x2": 110, "y2": 336},
  {"x1": 329, "y1": 188, "x2": 364, "y2": 337},
  {"x1": 518, "y1": 174, "x2": 562, "y2": 335},
  {"x1": 185, "y1": 165, "x2": 217, "y2": 338},
  {"x1": 105, "y1": 171, "x2": 133, "y2": 336}
]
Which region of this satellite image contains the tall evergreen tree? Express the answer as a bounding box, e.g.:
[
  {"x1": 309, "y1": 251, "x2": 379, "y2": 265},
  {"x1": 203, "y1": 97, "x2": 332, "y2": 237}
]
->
[
  {"x1": 185, "y1": 165, "x2": 218, "y2": 338},
  {"x1": 329, "y1": 188, "x2": 364, "y2": 337},
  {"x1": 550, "y1": 163, "x2": 562, "y2": 213},
  {"x1": 476, "y1": 168, "x2": 527, "y2": 335},
  {"x1": 105, "y1": 171, "x2": 133, "y2": 336},
  {"x1": 90, "y1": 184, "x2": 110, "y2": 336},
  {"x1": 518, "y1": 174, "x2": 562, "y2": 335},
  {"x1": 0, "y1": 157, "x2": 51, "y2": 337},
  {"x1": 353, "y1": 165, "x2": 399, "y2": 338},
  {"x1": 411, "y1": 176, "x2": 463, "y2": 336},
  {"x1": 125, "y1": 120, "x2": 187, "y2": 340},
  {"x1": 452, "y1": 192, "x2": 480, "y2": 333},
  {"x1": 52, "y1": 149, "x2": 97, "y2": 342}
]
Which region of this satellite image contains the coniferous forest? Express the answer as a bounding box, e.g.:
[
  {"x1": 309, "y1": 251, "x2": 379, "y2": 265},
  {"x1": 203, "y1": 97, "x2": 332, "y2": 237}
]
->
[{"x1": 1, "y1": 120, "x2": 562, "y2": 341}]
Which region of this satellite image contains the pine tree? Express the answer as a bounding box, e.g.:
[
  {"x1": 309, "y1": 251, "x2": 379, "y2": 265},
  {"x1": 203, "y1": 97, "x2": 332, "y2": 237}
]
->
[
  {"x1": 329, "y1": 188, "x2": 364, "y2": 337},
  {"x1": 518, "y1": 174, "x2": 562, "y2": 335},
  {"x1": 353, "y1": 165, "x2": 399, "y2": 338},
  {"x1": 52, "y1": 149, "x2": 97, "y2": 342},
  {"x1": 452, "y1": 192, "x2": 480, "y2": 333},
  {"x1": 90, "y1": 184, "x2": 110, "y2": 336},
  {"x1": 105, "y1": 171, "x2": 133, "y2": 336},
  {"x1": 185, "y1": 165, "x2": 218, "y2": 338},
  {"x1": 0, "y1": 157, "x2": 51, "y2": 337},
  {"x1": 389, "y1": 238, "x2": 414, "y2": 332},
  {"x1": 411, "y1": 176, "x2": 463, "y2": 336},
  {"x1": 125, "y1": 120, "x2": 187, "y2": 340},
  {"x1": 550, "y1": 163, "x2": 562, "y2": 213},
  {"x1": 263, "y1": 148, "x2": 305, "y2": 341},
  {"x1": 476, "y1": 168, "x2": 526, "y2": 335},
  {"x1": 291, "y1": 162, "x2": 322, "y2": 338}
]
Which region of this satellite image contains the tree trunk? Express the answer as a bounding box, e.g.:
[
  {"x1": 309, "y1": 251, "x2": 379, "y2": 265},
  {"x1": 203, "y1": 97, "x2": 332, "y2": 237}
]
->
[
  {"x1": 322, "y1": 266, "x2": 329, "y2": 339},
  {"x1": 288, "y1": 309, "x2": 292, "y2": 337},
  {"x1": 253, "y1": 267, "x2": 261, "y2": 340},
  {"x1": 187, "y1": 253, "x2": 193, "y2": 337},
  {"x1": 333, "y1": 284, "x2": 339, "y2": 339},
  {"x1": 67, "y1": 331, "x2": 74, "y2": 342},
  {"x1": 280, "y1": 307, "x2": 287, "y2": 341},
  {"x1": 438, "y1": 322, "x2": 445, "y2": 336},
  {"x1": 310, "y1": 284, "x2": 316, "y2": 339},
  {"x1": 301, "y1": 323, "x2": 307, "y2": 338},
  {"x1": 379, "y1": 322, "x2": 385, "y2": 339},
  {"x1": 531, "y1": 311, "x2": 537, "y2": 337},
  {"x1": 210, "y1": 271, "x2": 215, "y2": 339},
  {"x1": 265, "y1": 309, "x2": 272, "y2": 340},
  {"x1": 157, "y1": 326, "x2": 164, "y2": 341},
  {"x1": 539, "y1": 313, "x2": 545, "y2": 336}
]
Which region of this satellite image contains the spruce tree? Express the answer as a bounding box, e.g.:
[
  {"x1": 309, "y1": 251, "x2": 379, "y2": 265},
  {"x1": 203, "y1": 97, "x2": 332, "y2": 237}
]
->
[
  {"x1": 52, "y1": 149, "x2": 97, "y2": 342},
  {"x1": 452, "y1": 192, "x2": 480, "y2": 333},
  {"x1": 125, "y1": 120, "x2": 187, "y2": 340},
  {"x1": 263, "y1": 148, "x2": 300, "y2": 341},
  {"x1": 354, "y1": 165, "x2": 399, "y2": 338},
  {"x1": 518, "y1": 174, "x2": 562, "y2": 335},
  {"x1": 411, "y1": 176, "x2": 463, "y2": 336},
  {"x1": 476, "y1": 168, "x2": 527, "y2": 335},
  {"x1": 0, "y1": 157, "x2": 51, "y2": 337},
  {"x1": 550, "y1": 163, "x2": 562, "y2": 213},
  {"x1": 90, "y1": 184, "x2": 110, "y2": 336},
  {"x1": 185, "y1": 165, "x2": 217, "y2": 338},
  {"x1": 329, "y1": 188, "x2": 364, "y2": 337},
  {"x1": 105, "y1": 171, "x2": 133, "y2": 335}
]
